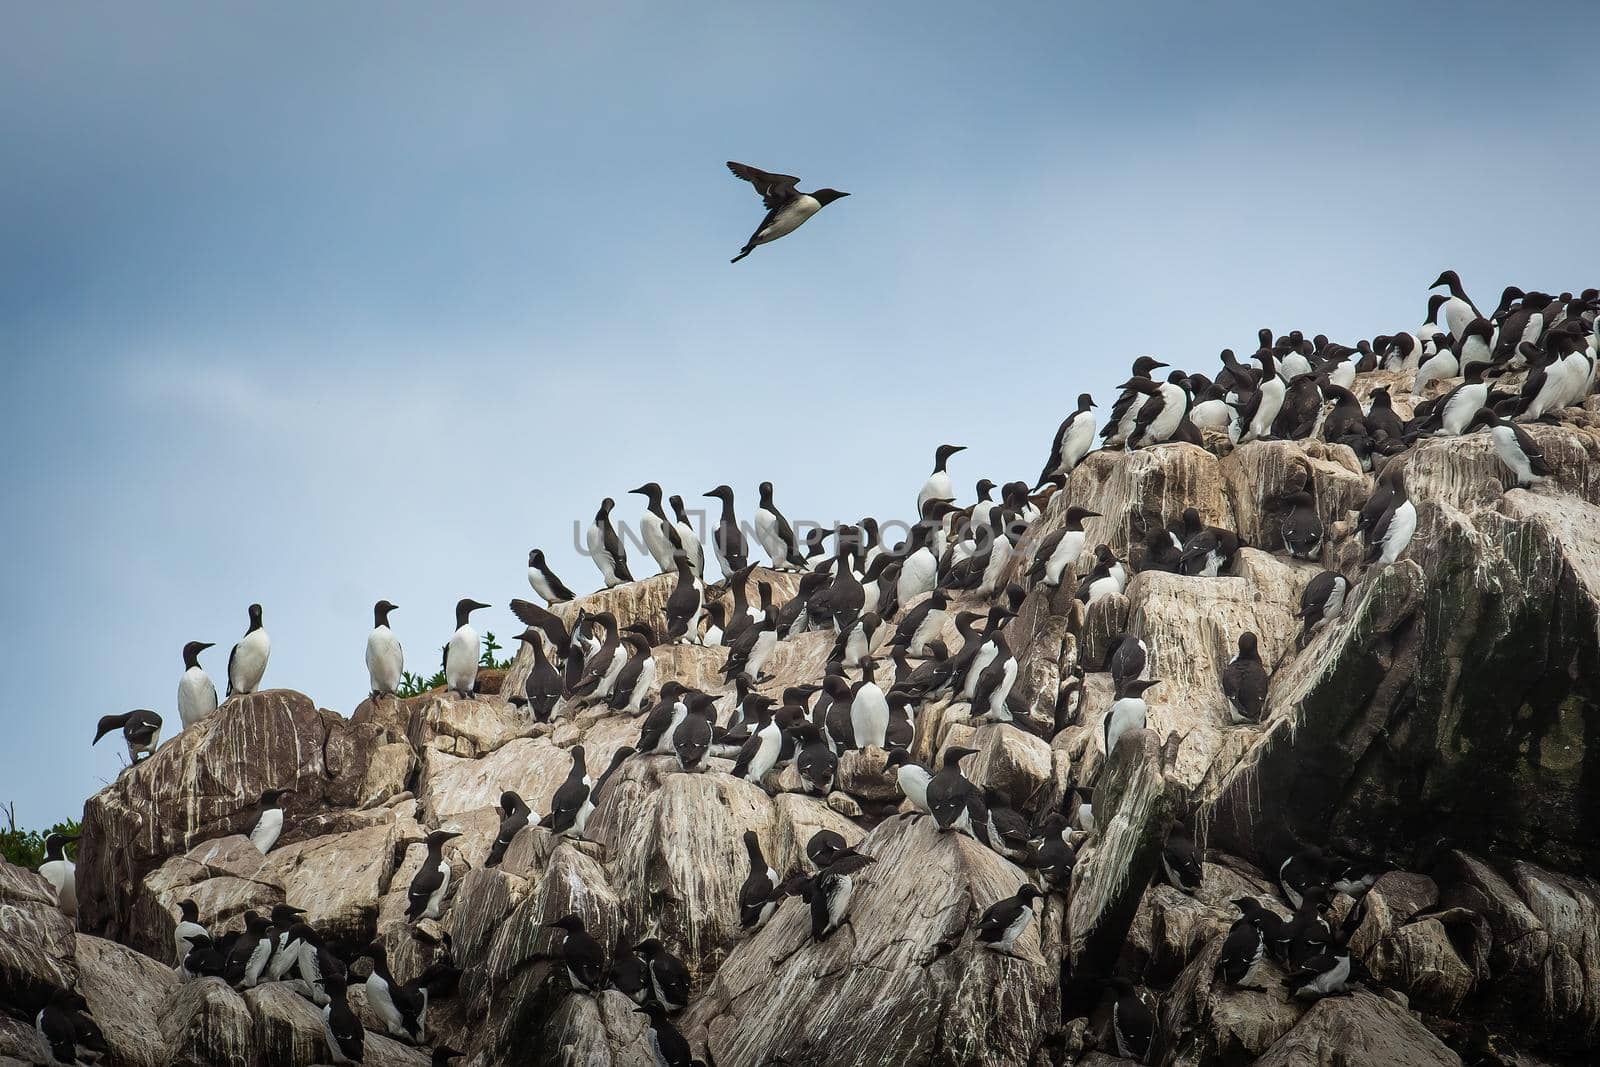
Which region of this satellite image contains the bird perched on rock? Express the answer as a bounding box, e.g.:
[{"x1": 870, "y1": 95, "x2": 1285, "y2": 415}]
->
[
  {"x1": 36, "y1": 988, "x2": 107, "y2": 1067},
  {"x1": 320, "y1": 971, "x2": 364, "y2": 1064},
  {"x1": 226, "y1": 603, "x2": 271, "y2": 698},
  {"x1": 1216, "y1": 898, "x2": 1272, "y2": 989},
  {"x1": 805, "y1": 846, "x2": 878, "y2": 941},
  {"x1": 178, "y1": 640, "x2": 218, "y2": 728},
  {"x1": 633, "y1": 938, "x2": 691, "y2": 1013},
  {"x1": 726, "y1": 162, "x2": 849, "y2": 263},
  {"x1": 1222, "y1": 633, "x2": 1268, "y2": 724},
  {"x1": 1470, "y1": 408, "x2": 1551, "y2": 488},
  {"x1": 1280, "y1": 490, "x2": 1323, "y2": 560},
  {"x1": 884, "y1": 748, "x2": 933, "y2": 817},
  {"x1": 1030, "y1": 814, "x2": 1076, "y2": 892},
  {"x1": 635, "y1": 1000, "x2": 702, "y2": 1067},
  {"x1": 1028, "y1": 507, "x2": 1100, "y2": 589},
  {"x1": 224, "y1": 909, "x2": 275, "y2": 987},
  {"x1": 546, "y1": 914, "x2": 606, "y2": 993},
  {"x1": 1036, "y1": 393, "x2": 1098, "y2": 487},
  {"x1": 587, "y1": 498, "x2": 634, "y2": 588},
  {"x1": 1103, "y1": 678, "x2": 1158, "y2": 757},
  {"x1": 1106, "y1": 977, "x2": 1155, "y2": 1064},
  {"x1": 508, "y1": 627, "x2": 564, "y2": 723},
  {"x1": 1106, "y1": 632, "x2": 1149, "y2": 692},
  {"x1": 739, "y1": 830, "x2": 780, "y2": 930},
  {"x1": 248, "y1": 788, "x2": 291, "y2": 854},
  {"x1": 1296, "y1": 571, "x2": 1348, "y2": 648},
  {"x1": 664, "y1": 557, "x2": 704, "y2": 643},
  {"x1": 703, "y1": 484, "x2": 749, "y2": 577},
  {"x1": 361, "y1": 941, "x2": 424, "y2": 1042},
  {"x1": 486, "y1": 790, "x2": 532, "y2": 868},
  {"x1": 406, "y1": 829, "x2": 462, "y2": 921},
  {"x1": 975, "y1": 884, "x2": 1044, "y2": 957},
  {"x1": 1161, "y1": 820, "x2": 1203, "y2": 893},
  {"x1": 37, "y1": 831, "x2": 77, "y2": 918},
  {"x1": 444, "y1": 599, "x2": 490, "y2": 698},
  {"x1": 1279, "y1": 844, "x2": 1328, "y2": 910},
  {"x1": 526, "y1": 549, "x2": 576, "y2": 605},
  {"x1": 927, "y1": 745, "x2": 980, "y2": 835},
  {"x1": 366, "y1": 600, "x2": 404, "y2": 699},
  {"x1": 753, "y1": 481, "x2": 807, "y2": 571},
  {"x1": 917, "y1": 444, "x2": 966, "y2": 517},
  {"x1": 93, "y1": 709, "x2": 162, "y2": 765},
  {"x1": 172, "y1": 898, "x2": 209, "y2": 968}
]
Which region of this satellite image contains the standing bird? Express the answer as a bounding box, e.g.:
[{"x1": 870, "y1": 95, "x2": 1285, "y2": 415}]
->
[
  {"x1": 178, "y1": 640, "x2": 218, "y2": 728},
  {"x1": 630, "y1": 482, "x2": 680, "y2": 574},
  {"x1": 543, "y1": 746, "x2": 597, "y2": 839},
  {"x1": 1103, "y1": 678, "x2": 1158, "y2": 757},
  {"x1": 975, "y1": 884, "x2": 1044, "y2": 957},
  {"x1": 93, "y1": 709, "x2": 162, "y2": 765},
  {"x1": 406, "y1": 829, "x2": 462, "y2": 922},
  {"x1": 1028, "y1": 507, "x2": 1100, "y2": 589},
  {"x1": 1161, "y1": 820, "x2": 1203, "y2": 893},
  {"x1": 526, "y1": 549, "x2": 576, "y2": 605},
  {"x1": 917, "y1": 444, "x2": 966, "y2": 517},
  {"x1": 808, "y1": 847, "x2": 878, "y2": 941},
  {"x1": 1036, "y1": 393, "x2": 1098, "y2": 488},
  {"x1": 664, "y1": 557, "x2": 704, "y2": 643},
  {"x1": 36, "y1": 989, "x2": 103, "y2": 1067},
  {"x1": 226, "y1": 603, "x2": 271, "y2": 698},
  {"x1": 224, "y1": 910, "x2": 275, "y2": 987},
  {"x1": 668, "y1": 495, "x2": 706, "y2": 576},
  {"x1": 1470, "y1": 408, "x2": 1551, "y2": 488},
  {"x1": 37, "y1": 832, "x2": 77, "y2": 918},
  {"x1": 927, "y1": 746, "x2": 980, "y2": 835},
  {"x1": 366, "y1": 600, "x2": 404, "y2": 699},
  {"x1": 1108, "y1": 978, "x2": 1155, "y2": 1064},
  {"x1": 509, "y1": 627, "x2": 564, "y2": 723},
  {"x1": 1280, "y1": 490, "x2": 1323, "y2": 560},
  {"x1": 703, "y1": 484, "x2": 750, "y2": 577},
  {"x1": 444, "y1": 599, "x2": 490, "y2": 698},
  {"x1": 361, "y1": 941, "x2": 424, "y2": 1042},
  {"x1": 633, "y1": 939, "x2": 691, "y2": 1013},
  {"x1": 485, "y1": 790, "x2": 532, "y2": 868},
  {"x1": 739, "y1": 830, "x2": 780, "y2": 930},
  {"x1": 635, "y1": 1001, "x2": 699, "y2": 1067},
  {"x1": 1222, "y1": 633, "x2": 1269, "y2": 724},
  {"x1": 248, "y1": 789, "x2": 291, "y2": 854},
  {"x1": 172, "y1": 898, "x2": 209, "y2": 967},
  {"x1": 1365, "y1": 488, "x2": 1418, "y2": 568},
  {"x1": 320, "y1": 971, "x2": 364, "y2": 1065},
  {"x1": 547, "y1": 914, "x2": 606, "y2": 992},
  {"x1": 587, "y1": 498, "x2": 634, "y2": 588},
  {"x1": 726, "y1": 162, "x2": 850, "y2": 263},
  {"x1": 1216, "y1": 899, "x2": 1270, "y2": 988},
  {"x1": 1296, "y1": 571, "x2": 1348, "y2": 648},
  {"x1": 884, "y1": 748, "x2": 934, "y2": 817},
  {"x1": 753, "y1": 481, "x2": 807, "y2": 570}
]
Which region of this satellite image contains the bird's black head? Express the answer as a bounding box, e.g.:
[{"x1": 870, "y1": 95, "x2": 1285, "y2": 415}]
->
[
  {"x1": 374, "y1": 600, "x2": 398, "y2": 626},
  {"x1": 1429, "y1": 269, "x2": 1460, "y2": 291},
  {"x1": 812, "y1": 189, "x2": 850, "y2": 206},
  {"x1": 546, "y1": 913, "x2": 586, "y2": 934},
  {"x1": 182, "y1": 641, "x2": 214, "y2": 667},
  {"x1": 260, "y1": 788, "x2": 289, "y2": 806},
  {"x1": 1238, "y1": 632, "x2": 1258, "y2": 655},
  {"x1": 246, "y1": 603, "x2": 264, "y2": 628}
]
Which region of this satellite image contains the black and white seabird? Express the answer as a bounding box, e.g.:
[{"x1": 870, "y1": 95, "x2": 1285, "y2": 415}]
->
[
  {"x1": 1235, "y1": 351, "x2": 1285, "y2": 443},
  {"x1": 608, "y1": 632, "x2": 658, "y2": 714},
  {"x1": 587, "y1": 498, "x2": 634, "y2": 588},
  {"x1": 172, "y1": 898, "x2": 209, "y2": 969},
  {"x1": 917, "y1": 444, "x2": 966, "y2": 516},
  {"x1": 1102, "y1": 356, "x2": 1168, "y2": 448},
  {"x1": 1295, "y1": 570, "x2": 1347, "y2": 649},
  {"x1": 178, "y1": 640, "x2": 218, "y2": 728},
  {"x1": 1106, "y1": 632, "x2": 1149, "y2": 693},
  {"x1": 702, "y1": 484, "x2": 750, "y2": 578},
  {"x1": 1177, "y1": 512, "x2": 1241, "y2": 578},
  {"x1": 927, "y1": 745, "x2": 979, "y2": 836},
  {"x1": 672, "y1": 693, "x2": 717, "y2": 773},
  {"x1": 890, "y1": 589, "x2": 948, "y2": 657},
  {"x1": 668, "y1": 494, "x2": 707, "y2": 577},
  {"x1": 1280, "y1": 490, "x2": 1323, "y2": 560},
  {"x1": 38, "y1": 831, "x2": 77, "y2": 918},
  {"x1": 739, "y1": 830, "x2": 780, "y2": 930},
  {"x1": 226, "y1": 603, "x2": 271, "y2": 698},
  {"x1": 726, "y1": 162, "x2": 850, "y2": 263},
  {"x1": 527, "y1": 549, "x2": 576, "y2": 605},
  {"x1": 1030, "y1": 814, "x2": 1076, "y2": 892},
  {"x1": 1161, "y1": 820, "x2": 1203, "y2": 894},
  {"x1": 722, "y1": 606, "x2": 779, "y2": 683},
  {"x1": 93, "y1": 709, "x2": 162, "y2": 765},
  {"x1": 1364, "y1": 483, "x2": 1417, "y2": 568},
  {"x1": 177, "y1": 931, "x2": 218, "y2": 982},
  {"x1": 635, "y1": 1000, "x2": 700, "y2": 1067},
  {"x1": 366, "y1": 600, "x2": 404, "y2": 698},
  {"x1": 543, "y1": 746, "x2": 597, "y2": 838},
  {"x1": 1278, "y1": 845, "x2": 1328, "y2": 911},
  {"x1": 1076, "y1": 545, "x2": 1128, "y2": 603},
  {"x1": 320, "y1": 971, "x2": 364, "y2": 1065},
  {"x1": 730, "y1": 699, "x2": 785, "y2": 784},
  {"x1": 1028, "y1": 507, "x2": 1099, "y2": 589},
  {"x1": 36, "y1": 988, "x2": 104, "y2": 1067},
  {"x1": 1283, "y1": 940, "x2": 1355, "y2": 1000},
  {"x1": 1036, "y1": 393, "x2": 1097, "y2": 487},
  {"x1": 1103, "y1": 678, "x2": 1157, "y2": 757},
  {"x1": 753, "y1": 481, "x2": 808, "y2": 570},
  {"x1": 264, "y1": 902, "x2": 309, "y2": 982},
  {"x1": 630, "y1": 482, "x2": 681, "y2": 575},
  {"x1": 633, "y1": 938, "x2": 691, "y2": 1013},
  {"x1": 248, "y1": 788, "x2": 290, "y2": 854},
  {"x1": 1107, "y1": 978, "x2": 1155, "y2": 1064},
  {"x1": 883, "y1": 748, "x2": 933, "y2": 817},
  {"x1": 444, "y1": 598, "x2": 490, "y2": 698},
  {"x1": 664, "y1": 557, "x2": 704, "y2": 643},
  {"x1": 362, "y1": 941, "x2": 424, "y2": 1042},
  {"x1": 1215, "y1": 899, "x2": 1269, "y2": 988},
  {"x1": 975, "y1": 884, "x2": 1044, "y2": 957},
  {"x1": 1470, "y1": 408, "x2": 1551, "y2": 488},
  {"x1": 1221, "y1": 633, "x2": 1268, "y2": 724},
  {"x1": 792, "y1": 722, "x2": 838, "y2": 795},
  {"x1": 509, "y1": 626, "x2": 565, "y2": 723},
  {"x1": 807, "y1": 846, "x2": 877, "y2": 941},
  {"x1": 224, "y1": 909, "x2": 275, "y2": 987},
  {"x1": 848, "y1": 657, "x2": 892, "y2": 749},
  {"x1": 546, "y1": 913, "x2": 606, "y2": 992},
  {"x1": 406, "y1": 829, "x2": 462, "y2": 921},
  {"x1": 486, "y1": 790, "x2": 532, "y2": 868}
]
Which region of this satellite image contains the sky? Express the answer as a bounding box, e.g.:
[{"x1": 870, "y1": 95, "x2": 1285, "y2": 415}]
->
[{"x1": 2, "y1": 1, "x2": 1596, "y2": 827}]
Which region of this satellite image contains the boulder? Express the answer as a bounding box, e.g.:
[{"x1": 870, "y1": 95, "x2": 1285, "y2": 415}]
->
[
  {"x1": 681, "y1": 816, "x2": 1060, "y2": 1067},
  {"x1": 1254, "y1": 988, "x2": 1462, "y2": 1067},
  {"x1": 77, "y1": 690, "x2": 381, "y2": 943},
  {"x1": 159, "y1": 977, "x2": 256, "y2": 1067},
  {"x1": 0, "y1": 860, "x2": 77, "y2": 1010},
  {"x1": 74, "y1": 932, "x2": 179, "y2": 1067}
]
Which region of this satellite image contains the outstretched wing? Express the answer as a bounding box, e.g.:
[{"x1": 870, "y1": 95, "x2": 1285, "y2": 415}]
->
[{"x1": 727, "y1": 162, "x2": 800, "y2": 209}]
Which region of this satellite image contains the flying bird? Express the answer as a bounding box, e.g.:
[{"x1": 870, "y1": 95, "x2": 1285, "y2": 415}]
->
[{"x1": 726, "y1": 162, "x2": 849, "y2": 263}]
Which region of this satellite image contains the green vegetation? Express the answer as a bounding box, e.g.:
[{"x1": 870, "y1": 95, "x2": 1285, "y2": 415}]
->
[
  {"x1": 1, "y1": 801, "x2": 79, "y2": 869},
  {"x1": 394, "y1": 632, "x2": 518, "y2": 698}
]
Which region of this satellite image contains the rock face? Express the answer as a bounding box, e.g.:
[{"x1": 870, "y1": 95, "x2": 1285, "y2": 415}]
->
[{"x1": 7, "y1": 354, "x2": 1600, "y2": 1066}]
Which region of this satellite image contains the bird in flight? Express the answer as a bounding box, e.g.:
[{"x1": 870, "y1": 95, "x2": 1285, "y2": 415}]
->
[{"x1": 726, "y1": 162, "x2": 849, "y2": 263}]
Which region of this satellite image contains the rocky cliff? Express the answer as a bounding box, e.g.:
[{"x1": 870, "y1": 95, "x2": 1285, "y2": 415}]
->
[{"x1": 4, "y1": 346, "x2": 1599, "y2": 1067}]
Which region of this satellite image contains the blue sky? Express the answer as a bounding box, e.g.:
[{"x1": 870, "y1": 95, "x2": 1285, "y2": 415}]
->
[{"x1": 3, "y1": 2, "x2": 1595, "y2": 826}]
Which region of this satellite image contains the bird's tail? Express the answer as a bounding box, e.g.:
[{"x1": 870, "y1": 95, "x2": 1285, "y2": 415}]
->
[{"x1": 731, "y1": 247, "x2": 753, "y2": 264}]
